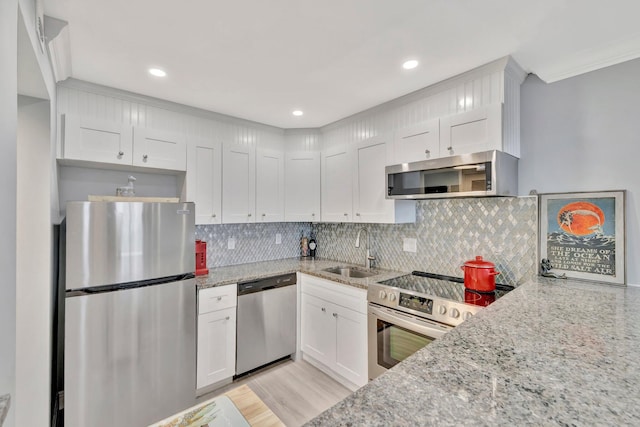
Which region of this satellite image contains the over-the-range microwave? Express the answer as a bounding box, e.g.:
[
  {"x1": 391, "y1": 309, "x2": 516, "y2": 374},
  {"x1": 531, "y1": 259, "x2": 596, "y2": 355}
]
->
[{"x1": 385, "y1": 150, "x2": 518, "y2": 199}]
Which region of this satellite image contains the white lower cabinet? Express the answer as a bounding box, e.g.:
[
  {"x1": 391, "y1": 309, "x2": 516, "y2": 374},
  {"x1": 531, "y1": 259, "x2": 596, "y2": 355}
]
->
[
  {"x1": 300, "y1": 274, "x2": 367, "y2": 390},
  {"x1": 197, "y1": 284, "x2": 237, "y2": 391}
]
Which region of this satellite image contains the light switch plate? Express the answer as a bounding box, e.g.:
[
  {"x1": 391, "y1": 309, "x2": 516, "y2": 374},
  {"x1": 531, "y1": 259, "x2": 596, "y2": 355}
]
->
[
  {"x1": 403, "y1": 237, "x2": 417, "y2": 253},
  {"x1": 227, "y1": 237, "x2": 236, "y2": 250},
  {"x1": 275, "y1": 233, "x2": 282, "y2": 244}
]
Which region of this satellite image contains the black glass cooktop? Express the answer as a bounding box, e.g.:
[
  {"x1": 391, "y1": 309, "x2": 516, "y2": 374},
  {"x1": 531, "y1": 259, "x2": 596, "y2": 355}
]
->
[{"x1": 378, "y1": 271, "x2": 514, "y2": 306}]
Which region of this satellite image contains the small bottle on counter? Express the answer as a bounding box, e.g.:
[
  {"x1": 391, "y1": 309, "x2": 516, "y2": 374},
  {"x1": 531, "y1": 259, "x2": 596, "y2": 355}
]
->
[
  {"x1": 300, "y1": 232, "x2": 309, "y2": 258},
  {"x1": 309, "y1": 233, "x2": 317, "y2": 258}
]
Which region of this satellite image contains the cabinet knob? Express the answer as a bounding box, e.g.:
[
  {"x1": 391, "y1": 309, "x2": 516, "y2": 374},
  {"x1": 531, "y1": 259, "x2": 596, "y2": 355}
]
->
[
  {"x1": 143, "y1": 154, "x2": 148, "y2": 161},
  {"x1": 217, "y1": 296, "x2": 222, "y2": 301},
  {"x1": 225, "y1": 316, "x2": 230, "y2": 321},
  {"x1": 248, "y1": 213, "x2": 252, "y2": 217},
  {"x1": 262, "y1": 213, "x2": 266, "y2": 217},
  {"x1": 312, "y1": 213, "x2": 315, "y2": 217},
  {"x1": 332, "y1": 313, "x2": 337, "y2": 318},
  {"x1": 447, "y1": 146, "x2": 453, "y2": 154},
  {"x1": 118, "y1": 151, "x2": 124, "y2": 157},
  {"x1": 321, "y1": 307, "x2": 326, "y2": 312},
  {"x1": 212, "y1": 214, "x2": 216, "y2": 218},
  {"x1": 356, "y1": 213, "x2": 361, "y2": 216},
  {"x1": 343, "y1": 213, "x2": 348, "y2": 216}
]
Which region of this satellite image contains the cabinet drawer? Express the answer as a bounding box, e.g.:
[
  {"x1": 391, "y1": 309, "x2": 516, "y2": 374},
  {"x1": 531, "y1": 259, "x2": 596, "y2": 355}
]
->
[
  {"x1": 198, "y1": 284, "x2": 237, "y2": 314},
  {"x1": 300, "y1": 274, "x2": 367, "y2": 314}
]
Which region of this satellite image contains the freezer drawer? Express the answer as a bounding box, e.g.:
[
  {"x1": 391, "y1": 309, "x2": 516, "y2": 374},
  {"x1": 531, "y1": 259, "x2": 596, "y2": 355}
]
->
[{"x1": 64, "y1": 278, "x2": 196, "y2": 427}]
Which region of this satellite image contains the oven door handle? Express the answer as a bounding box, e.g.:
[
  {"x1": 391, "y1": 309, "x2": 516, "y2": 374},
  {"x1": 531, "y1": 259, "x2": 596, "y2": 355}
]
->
[{"x1": 368, "y1": 303, "x2": 452, "y2": 338}]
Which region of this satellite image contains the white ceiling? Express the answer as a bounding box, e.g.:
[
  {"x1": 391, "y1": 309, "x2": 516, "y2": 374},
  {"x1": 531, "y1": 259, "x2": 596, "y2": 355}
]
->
[{"x1": 44, "y1": 0, "x2": 640, "y2": 129}]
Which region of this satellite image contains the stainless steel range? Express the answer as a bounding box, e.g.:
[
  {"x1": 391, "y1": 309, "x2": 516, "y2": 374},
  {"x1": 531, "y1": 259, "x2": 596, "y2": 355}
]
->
[{"x1": 368, "y1": 271, "x2": 513, "y2": 379}]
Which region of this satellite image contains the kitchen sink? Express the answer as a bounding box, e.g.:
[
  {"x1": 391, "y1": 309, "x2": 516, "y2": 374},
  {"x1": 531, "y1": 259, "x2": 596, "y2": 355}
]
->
[{"x1": 323, "y1": 266, "x2": 378, "y2": 278}]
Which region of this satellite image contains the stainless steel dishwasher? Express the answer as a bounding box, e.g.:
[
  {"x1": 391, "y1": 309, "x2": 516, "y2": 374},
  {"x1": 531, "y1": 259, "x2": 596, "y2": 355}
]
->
[{"x1": 236, "y1": 273, "x2": 297, "y2": 376}]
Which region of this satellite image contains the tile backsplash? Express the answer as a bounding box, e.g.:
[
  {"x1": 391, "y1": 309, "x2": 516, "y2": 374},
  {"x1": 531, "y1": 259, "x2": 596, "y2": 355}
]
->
[
  {"x1": 196, "y1": 222, "x2": 311, "y2": 268},
  {"x1": 197, "y1": 197, "x2": 538, "y2": 286},
  {"x1": 313, "y1": 197, "x2": 538, "y2": 286}
]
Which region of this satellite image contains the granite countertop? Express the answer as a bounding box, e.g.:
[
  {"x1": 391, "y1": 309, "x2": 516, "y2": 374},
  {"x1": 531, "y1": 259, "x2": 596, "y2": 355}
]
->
[
  {"x1": 196, "y1": 257, "x2": 407, "y2": 290},
  {"x1": 306, "y1": 278, "x2": 640, "y2": 426}
]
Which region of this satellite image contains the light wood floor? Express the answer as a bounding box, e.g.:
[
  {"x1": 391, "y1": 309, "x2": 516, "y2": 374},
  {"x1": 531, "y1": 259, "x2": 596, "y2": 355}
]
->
[{"x1": 202, "y1": 359, "x2": 351, "y2": 427}]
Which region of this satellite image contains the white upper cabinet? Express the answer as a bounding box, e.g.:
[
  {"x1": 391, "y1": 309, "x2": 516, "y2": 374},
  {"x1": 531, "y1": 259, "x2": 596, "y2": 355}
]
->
[
  {"x1": 222, "y1": 142, "x2": 256, "y2": 224},
  {"x1": 394, "y1": 119, "x2": 440, "y2": 164},
  {"x1": 321, "y1": 144, "x2": 353, "y2": 223},
  {"x1": 63, "y1": 115, "x2": 133, "y2": 165},
  {"x1": 186, "y1": 138, "x2": 222, "y2": 225},
  {"x1": 353, "y1": 136, "x2": 415, "y2": 224},
  {"x1": 132, "y1": 127, "x2": 187, "y2": 171},
  {"x1": 62, "y1": 115, "x2": 187, "y2": 171},
  {"x1": 284, "y1": 151, "x2": 321, "y2": 222},
  {"x1": 439, "y1": 103, "x2": 502, "y2": 157},
  {"x1": 256, "y1": 147, "x2": 285, "y2": 222}
]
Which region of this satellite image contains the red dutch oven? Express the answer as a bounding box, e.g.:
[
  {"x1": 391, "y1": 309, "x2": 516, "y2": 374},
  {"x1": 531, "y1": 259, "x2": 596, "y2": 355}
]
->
[{"x1": 460, "y1": 256, "x2": 500, "y2": 292}]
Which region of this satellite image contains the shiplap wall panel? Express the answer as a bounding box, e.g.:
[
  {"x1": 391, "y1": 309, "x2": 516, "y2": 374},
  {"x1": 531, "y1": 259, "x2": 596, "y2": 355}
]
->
[
  {"x1": 57, "y1": 84, "x2": 285, "y2": 156},
  {"x1": 321, "y1": 59, "x2": 523, "y2": 154}
]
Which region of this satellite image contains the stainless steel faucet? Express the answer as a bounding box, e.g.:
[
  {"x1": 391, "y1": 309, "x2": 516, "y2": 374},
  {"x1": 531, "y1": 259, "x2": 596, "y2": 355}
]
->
[{"x1": 355, "y1": 227, "x2": 376, "y2": 269}]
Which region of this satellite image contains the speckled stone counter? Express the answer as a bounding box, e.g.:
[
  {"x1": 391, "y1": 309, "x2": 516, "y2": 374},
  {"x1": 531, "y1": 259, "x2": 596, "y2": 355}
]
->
[
  {"x1": 306, "y1": 278, "x2": 640, "y2": 426},
  {"x1": 195, "y1": 257, "x2": 407, "y2": 290}
]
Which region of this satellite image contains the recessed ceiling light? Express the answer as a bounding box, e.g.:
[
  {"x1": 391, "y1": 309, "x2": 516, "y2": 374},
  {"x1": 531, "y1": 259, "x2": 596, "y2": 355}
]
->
[
  {"x1": 148, "y1": 68, "x2": 167, "y2": 77},
  {"x1": 402, "y1": 60, "x2": 419, "y2": 70},
  {"x1": 292, "y1": 110, "x2": 304, "y2": 116}
]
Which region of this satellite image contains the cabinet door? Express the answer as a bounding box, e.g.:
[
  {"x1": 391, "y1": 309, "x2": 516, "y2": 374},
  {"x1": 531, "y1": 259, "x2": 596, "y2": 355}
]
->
[
  {"x1": 186, "y1": 138, "x2": 222, "y2": 224},
  {"x1": 132, "y1": 127, "x2": 187, "y2": 171},
  {"x1": 333, "y1": 303, "x2": 368, "y2": 387},
  {"x1": 63, "y1": 114, "x2": 133, "y2": 165},
  {"x1": 394, "y1": 119, "x2": 440, "y2": 163},
  {"x1": 256, "y1": 148, "x2": 285, "y2": 222},
  {"x1": 439, "y1": 103, "x2": 502, "y2": 157},
  {"x1": 301, "y1": 293, "x2": 334, "y2": 367},
  {"x1": 284, "y1": 151, "x2": 320, "y2": 222},
  {"x1": 353, "y1": 136, "x2": 394, "y2": 223},
  {"x1": 196, "y1": 307, "x2": 236, "y2": 389},
  {"x1": 222, "y1": 142, "x2": 256, "y2": 224},
  {"x1": 321, "y1": 145, "x2": 353, "y2": 223}
]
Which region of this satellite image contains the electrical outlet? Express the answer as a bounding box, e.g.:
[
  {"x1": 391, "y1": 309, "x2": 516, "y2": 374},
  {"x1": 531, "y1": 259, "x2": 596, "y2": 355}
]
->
[
  {"x1": 275, "y1": 233, "x2": 282, "y2": 244},
  {"x1": 227, "y1": 237, "x2": 236, "y2": 250},
  {"x1": 403, "y1": 238, "x2": 417, "y2": 253}
]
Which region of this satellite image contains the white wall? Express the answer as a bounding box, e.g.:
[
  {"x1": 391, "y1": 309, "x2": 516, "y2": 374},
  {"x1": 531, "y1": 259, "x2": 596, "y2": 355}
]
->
[
  {"x1": 520, "y1": 59, "x2": 640, "y2": 286},
  {"x1": 16, "y1": 96, "x2": 51, "y2": 427},
  {"x1": 13, "y1": 1, "x2": 58, "y2": 426},
  {"x1": 0, "y1": 0, "x2": 18, "y2": 424}
]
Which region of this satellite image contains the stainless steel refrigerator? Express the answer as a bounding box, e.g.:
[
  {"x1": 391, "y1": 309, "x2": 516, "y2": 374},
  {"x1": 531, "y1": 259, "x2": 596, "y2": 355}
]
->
[{"x1": 58, "y1": 202, "x2": 197, "y2": 427}]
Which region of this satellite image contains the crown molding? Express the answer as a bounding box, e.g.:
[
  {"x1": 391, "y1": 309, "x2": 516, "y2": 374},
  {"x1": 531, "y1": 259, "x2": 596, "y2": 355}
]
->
[{"x1": 535, "y1": 32, "x2": 640, "y2": 83}]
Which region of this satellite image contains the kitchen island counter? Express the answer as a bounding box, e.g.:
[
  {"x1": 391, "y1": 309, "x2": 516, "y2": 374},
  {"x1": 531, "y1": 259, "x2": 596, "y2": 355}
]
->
[
  {"x1": 306, "y1": 278, "x2": 640, "y2": 426},
  {"x1": 196, "y1": 258, "x2": 406, "y2": 290}
]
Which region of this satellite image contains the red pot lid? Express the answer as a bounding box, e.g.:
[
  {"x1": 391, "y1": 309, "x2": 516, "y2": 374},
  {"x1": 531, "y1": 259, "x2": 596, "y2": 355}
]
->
[{"x1": 463, "y1": 256, "x2": 495, "y2": 269}]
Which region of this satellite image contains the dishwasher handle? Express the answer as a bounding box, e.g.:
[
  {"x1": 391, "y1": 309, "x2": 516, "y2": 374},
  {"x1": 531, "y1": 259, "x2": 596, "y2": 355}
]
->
[{"x1": 237, "y1": 273, "x2": 297, "y2": 296}]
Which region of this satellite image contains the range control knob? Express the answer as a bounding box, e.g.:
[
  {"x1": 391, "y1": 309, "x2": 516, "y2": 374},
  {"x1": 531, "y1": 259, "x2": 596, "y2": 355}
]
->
[
  {"x1": 379, "y1": 290, "x2": 387, "y2": 300},
  {"x1": 388, "y1": 293, "x2": 397, "y2": 302},
  {"x1": 438, "y1": 305, "x2": 447, "y2": 315},
  {"x1": 450, "y1": 308, "x2": 460, "y2": 319},
  {"x1": 463, "y1": 312, "x2": 474, "y2": 321}
]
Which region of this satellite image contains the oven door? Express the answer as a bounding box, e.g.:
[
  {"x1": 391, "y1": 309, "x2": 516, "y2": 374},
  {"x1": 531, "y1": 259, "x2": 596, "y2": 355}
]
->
[{"x1": 368, "y1": 303, "x2": 452, "y2": 380}]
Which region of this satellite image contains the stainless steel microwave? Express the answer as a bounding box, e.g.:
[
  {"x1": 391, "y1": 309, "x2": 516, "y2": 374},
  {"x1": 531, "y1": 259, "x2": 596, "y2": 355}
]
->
[{"x1": 385, "y1": 150, "x2": 518, "y2": 199}]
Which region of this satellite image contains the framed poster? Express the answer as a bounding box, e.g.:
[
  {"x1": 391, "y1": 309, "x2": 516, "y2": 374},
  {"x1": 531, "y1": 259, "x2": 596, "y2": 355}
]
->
[{"x1": 539, "y1": 190, "x2": 626, "y2": 285}]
